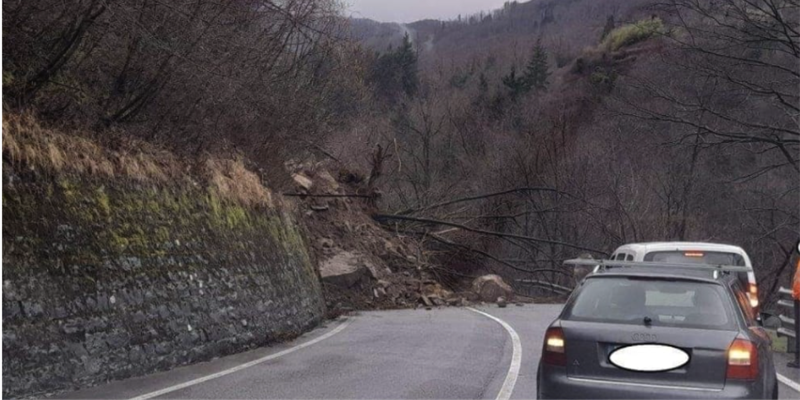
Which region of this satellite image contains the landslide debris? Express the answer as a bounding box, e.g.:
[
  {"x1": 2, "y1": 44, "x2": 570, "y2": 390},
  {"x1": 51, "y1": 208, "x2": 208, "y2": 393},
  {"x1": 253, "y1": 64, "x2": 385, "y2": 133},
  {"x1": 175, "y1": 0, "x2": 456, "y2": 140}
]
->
[{"x1": 286, "y1": 161, "x2": 519, "y2": 316}]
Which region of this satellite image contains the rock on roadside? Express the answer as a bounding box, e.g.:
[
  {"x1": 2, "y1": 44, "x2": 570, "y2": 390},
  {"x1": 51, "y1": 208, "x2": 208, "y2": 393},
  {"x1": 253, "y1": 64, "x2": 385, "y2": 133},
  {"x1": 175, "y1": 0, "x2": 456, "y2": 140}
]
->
[
  {"x1": 472, "y1": 274, "x2": 514, "y2": 302},
  {"x1": 319, "y1": 251, "x2": 389, "y2": 288}
]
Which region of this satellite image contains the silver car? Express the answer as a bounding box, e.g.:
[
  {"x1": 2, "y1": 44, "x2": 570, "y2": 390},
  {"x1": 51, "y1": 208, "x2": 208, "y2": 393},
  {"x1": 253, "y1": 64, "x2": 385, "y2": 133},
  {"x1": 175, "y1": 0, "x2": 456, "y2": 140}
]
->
[{"x1": 537, "y1": 264, "x2": 777, "y2": 399}]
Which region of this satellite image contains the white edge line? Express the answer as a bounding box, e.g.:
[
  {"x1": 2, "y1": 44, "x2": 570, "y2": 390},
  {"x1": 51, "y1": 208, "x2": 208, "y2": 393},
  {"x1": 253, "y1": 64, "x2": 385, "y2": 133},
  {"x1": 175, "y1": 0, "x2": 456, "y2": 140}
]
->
[
  {"x1": 778, "y1": 373, "x2": 800, "y2": 394},
  {"x1": 130, "y1": 320, "x2": 351, "y2": 400},
  {"x1": 467, "y1": 307, "x2": 522, "y2": 400}
]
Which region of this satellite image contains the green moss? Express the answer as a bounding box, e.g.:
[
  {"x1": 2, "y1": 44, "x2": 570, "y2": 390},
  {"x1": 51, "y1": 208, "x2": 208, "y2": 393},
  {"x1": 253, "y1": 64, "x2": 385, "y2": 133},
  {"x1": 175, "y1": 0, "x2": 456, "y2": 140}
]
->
[
  {"x1": 95, "y1": 186, "x2": 111, "y2": 217},
  {"x1": 207, "y1": 192, "x2": 222, "y2": 219},
  {"x1": 109, "y1": 231, "x2": 130, "y2": 252},
  {"x1": 154, "y1": 226, "x2": 170, "y2": 243},
  {"x1": 602, "y1": 18, "x2": 664, "y2": 51},
  {"x1": 5, "y1": 173, "x2": 315, "y2": 286},
  {"x1": 58, "y1": 178, "x2": 79, "y2": 203}
]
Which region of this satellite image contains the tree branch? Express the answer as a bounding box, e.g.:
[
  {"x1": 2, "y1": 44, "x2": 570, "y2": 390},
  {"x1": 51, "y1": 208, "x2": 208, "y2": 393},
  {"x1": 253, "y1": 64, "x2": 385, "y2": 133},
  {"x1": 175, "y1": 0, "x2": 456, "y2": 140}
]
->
[
  {"x1": 397, "y1": 187, "x2": 573, "y2": 215},
  {"x1": 375, "y1": 214, "x2": 608, "y2": 255}
]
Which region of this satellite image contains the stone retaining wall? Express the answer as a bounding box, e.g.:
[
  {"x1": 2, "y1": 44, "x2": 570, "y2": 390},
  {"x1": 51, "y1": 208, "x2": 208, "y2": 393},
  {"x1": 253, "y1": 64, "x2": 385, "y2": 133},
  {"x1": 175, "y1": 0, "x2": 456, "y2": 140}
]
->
[{"x1": 2, "y1": 169, "x2": 325, "y2": 398}]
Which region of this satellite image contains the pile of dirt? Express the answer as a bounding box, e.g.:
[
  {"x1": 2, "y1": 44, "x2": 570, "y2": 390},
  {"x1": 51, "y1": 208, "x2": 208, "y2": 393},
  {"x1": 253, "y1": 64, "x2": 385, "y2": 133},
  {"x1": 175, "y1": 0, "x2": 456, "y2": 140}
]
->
[{"x1": 285, "y1": 161, "x2": 516, "y2": 316}]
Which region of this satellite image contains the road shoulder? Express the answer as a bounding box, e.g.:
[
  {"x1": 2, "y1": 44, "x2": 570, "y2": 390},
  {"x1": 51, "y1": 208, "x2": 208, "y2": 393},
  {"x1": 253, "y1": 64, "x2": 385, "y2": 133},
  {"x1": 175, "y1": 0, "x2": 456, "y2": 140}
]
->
[{"x1": 54, "y1": 318, "x2": 350, "y2": 400}]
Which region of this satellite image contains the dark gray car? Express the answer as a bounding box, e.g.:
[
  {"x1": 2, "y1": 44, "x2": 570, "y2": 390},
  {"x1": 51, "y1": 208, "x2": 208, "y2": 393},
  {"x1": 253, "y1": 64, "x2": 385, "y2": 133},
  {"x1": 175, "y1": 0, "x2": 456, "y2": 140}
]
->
[{"x1": 537, "y1": 267, "x2": 777, "y2": 399}]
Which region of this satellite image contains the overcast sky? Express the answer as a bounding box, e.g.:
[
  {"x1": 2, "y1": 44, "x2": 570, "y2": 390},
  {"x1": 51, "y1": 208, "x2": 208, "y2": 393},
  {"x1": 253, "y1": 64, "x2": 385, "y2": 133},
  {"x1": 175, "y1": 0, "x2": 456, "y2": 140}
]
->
[{"x1": 345, "y1": 0, "x2": 510, "y2": 23}]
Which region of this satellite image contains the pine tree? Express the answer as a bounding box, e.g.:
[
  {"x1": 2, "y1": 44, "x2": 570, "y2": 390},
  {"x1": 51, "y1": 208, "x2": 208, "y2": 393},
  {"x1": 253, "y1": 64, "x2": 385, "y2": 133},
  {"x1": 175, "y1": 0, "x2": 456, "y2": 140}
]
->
[
  {"x1": 369, "y1": 33, "x2": 419, "y2": 101},
  {"x1": 502, "y1": 66, "x2": 526, "y2": 99},
  {"x1": 395, "y1": 33, "x2": 419, "y2": 97},
  {"x1": 522, "y1": 39, "x2": 550, "y2": 92}
]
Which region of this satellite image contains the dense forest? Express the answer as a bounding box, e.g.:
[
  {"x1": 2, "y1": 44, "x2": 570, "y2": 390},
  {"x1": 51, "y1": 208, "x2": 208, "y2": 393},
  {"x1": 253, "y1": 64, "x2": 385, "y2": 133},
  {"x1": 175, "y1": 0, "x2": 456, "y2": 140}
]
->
[{"x1": 3, "y1": 0, "x2": 799, "y2": 304}]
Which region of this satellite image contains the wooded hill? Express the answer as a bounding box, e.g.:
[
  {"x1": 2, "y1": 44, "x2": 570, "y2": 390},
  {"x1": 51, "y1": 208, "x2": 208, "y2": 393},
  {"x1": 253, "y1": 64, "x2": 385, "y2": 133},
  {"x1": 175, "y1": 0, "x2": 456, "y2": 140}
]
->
[
  {"x1": 3, "y1": 0, "x2": 798, "y2": 305},
  {"x1": 343, "y1": 0, "x2": 799, "y2": 301}
]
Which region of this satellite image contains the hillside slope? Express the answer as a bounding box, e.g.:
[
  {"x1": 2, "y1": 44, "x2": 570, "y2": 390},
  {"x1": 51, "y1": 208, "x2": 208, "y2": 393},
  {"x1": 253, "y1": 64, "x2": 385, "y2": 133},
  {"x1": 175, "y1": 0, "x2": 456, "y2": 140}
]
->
[{"x1": 339, "y1": 0, "x2": 798, "y2": 305}]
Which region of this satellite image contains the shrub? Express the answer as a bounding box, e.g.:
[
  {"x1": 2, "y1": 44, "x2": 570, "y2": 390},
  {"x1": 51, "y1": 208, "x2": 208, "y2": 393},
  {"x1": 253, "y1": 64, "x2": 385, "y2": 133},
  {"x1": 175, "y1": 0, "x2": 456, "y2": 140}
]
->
[{"x1": 602, "y1": 18, "x2": 664, "y2": 52}]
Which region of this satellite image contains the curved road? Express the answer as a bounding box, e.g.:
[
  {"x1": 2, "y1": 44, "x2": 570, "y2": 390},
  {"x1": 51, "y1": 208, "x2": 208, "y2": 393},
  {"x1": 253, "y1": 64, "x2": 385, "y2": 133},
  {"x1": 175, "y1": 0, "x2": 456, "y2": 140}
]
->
[{"x1": 60, "y1": 305, "x2": 800, "y2": 399}]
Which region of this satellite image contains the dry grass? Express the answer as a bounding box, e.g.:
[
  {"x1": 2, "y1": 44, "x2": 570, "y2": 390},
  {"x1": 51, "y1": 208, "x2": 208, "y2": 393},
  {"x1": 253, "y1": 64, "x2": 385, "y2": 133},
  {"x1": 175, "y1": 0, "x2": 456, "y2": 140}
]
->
[
  {"x1": 3, "y1": 113, "x2": 274, "y2": 207},
  {"x1": 202, "y1": 157, "x2": 274, "y2": 208},
  {"x1": 4, "y1": 114, "x2": 117, "y2": 178}
]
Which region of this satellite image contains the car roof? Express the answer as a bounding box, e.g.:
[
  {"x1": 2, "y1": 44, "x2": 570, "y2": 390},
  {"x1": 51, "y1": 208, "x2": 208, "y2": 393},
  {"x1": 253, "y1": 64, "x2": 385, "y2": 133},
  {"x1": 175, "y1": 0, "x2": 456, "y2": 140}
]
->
[
  {"x1": 584, "y1": 270, "x2": 735, "y2": 286},
  {"x1": 614, "y1": 242, "x2": 746, "y2": 254}
]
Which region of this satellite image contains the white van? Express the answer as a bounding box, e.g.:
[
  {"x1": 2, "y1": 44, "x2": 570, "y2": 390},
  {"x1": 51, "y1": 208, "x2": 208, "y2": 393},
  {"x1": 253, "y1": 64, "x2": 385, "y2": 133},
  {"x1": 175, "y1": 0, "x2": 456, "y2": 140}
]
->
[{"x1": 610, "y1": 242, "x2": 759, "y2": 308}]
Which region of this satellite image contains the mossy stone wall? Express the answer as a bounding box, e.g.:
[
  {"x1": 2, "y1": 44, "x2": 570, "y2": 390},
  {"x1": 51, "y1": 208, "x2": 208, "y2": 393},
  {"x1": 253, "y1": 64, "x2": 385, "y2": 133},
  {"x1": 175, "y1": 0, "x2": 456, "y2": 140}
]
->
[{"x1": 2, "y1": 168, "x2": 325, "y2": 398}]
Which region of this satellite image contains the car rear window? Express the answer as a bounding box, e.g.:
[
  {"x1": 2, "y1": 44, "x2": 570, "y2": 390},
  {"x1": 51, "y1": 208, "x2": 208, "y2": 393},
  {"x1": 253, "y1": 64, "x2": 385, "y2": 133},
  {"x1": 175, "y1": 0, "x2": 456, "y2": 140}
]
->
[
  {"x1": 643, "y1": 251, "x2": 745, "y2": 266},
  {"x1": 565, "y1": 277, "x2": 736, "y2": 330}
]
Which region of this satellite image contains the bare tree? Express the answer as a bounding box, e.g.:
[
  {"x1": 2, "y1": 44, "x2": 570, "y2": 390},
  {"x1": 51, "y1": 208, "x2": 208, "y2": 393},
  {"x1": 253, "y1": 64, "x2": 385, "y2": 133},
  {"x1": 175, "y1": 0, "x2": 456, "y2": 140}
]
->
[{"x1": 616, "y1": 0, "x2": 800, "y2": 176}]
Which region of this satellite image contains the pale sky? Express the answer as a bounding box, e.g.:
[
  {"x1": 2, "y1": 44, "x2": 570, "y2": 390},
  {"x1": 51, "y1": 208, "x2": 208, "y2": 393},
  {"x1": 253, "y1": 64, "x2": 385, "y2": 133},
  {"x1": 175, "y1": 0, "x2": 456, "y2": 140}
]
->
[{"x1": 345, "y1": 0, "x2": 510, "y2": 23}]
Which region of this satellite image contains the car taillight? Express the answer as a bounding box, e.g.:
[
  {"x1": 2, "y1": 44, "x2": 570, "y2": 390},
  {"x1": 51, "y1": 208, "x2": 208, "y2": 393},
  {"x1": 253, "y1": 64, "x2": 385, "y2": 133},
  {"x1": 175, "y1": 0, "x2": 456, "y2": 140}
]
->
[
  {"x1": 748, "y1": 283, "x2": 759, "y2": 309},
  {"x1": 727, "y1": 339, "x2": 758, "y2": 380},
  {"x1": 543, "y1": 327, "x2": 566, "y2": 366}
]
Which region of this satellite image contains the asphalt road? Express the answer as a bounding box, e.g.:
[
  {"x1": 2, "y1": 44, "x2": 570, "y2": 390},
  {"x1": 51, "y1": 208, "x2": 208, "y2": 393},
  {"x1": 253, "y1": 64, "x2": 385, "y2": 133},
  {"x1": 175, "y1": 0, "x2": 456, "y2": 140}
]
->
[{"x1": 58, "y1": 304, "x2": 800, "y2": 399}]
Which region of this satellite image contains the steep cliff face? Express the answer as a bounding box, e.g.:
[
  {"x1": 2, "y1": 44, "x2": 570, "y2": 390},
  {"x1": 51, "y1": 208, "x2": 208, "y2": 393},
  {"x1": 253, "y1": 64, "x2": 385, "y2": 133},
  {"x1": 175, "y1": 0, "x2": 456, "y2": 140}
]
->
[{"x1": 2, "y1": 115, "x2": 326, "y2": 398}]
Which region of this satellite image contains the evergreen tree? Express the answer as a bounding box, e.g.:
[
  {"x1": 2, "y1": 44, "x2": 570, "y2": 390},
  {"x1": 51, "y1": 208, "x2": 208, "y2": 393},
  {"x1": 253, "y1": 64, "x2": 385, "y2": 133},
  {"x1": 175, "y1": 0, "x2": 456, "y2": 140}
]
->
[
  {"x1": 370, "y1": 52, "x2": 400, "y2": 100},
  {"x1": 502, "y1": 66, "x2": 527, "y2": 99},
  {"x1": 369, "y1": 33, "x2": 419, "y2": 101},
  {"x1": 522, "y1": 39, "x2": 550, "y2": 92},
  {"x1": 395, "y1": 33, "x2": 419, "y2": 97}
]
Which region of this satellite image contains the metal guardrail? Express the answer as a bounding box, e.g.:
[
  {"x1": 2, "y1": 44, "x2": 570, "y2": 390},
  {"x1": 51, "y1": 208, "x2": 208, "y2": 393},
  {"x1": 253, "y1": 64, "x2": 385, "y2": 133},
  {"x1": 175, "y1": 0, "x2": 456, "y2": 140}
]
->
[{"x1": 778, "y1": 287, "x2": 797, "y2": 339}]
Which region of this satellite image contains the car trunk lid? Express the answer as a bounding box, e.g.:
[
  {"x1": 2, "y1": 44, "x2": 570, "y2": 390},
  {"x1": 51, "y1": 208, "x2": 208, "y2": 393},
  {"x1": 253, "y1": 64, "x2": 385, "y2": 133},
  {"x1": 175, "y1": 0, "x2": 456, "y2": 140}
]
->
[{"x1": 563, "y1": 320, "x2": 737, "y2": 390}]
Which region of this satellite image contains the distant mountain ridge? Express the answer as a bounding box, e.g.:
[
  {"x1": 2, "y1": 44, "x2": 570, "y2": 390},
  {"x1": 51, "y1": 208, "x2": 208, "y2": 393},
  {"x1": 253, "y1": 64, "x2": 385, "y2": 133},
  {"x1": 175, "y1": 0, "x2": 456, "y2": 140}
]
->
[{"x1": 349, "y1": 0, "x2": 655, "y2": 60}]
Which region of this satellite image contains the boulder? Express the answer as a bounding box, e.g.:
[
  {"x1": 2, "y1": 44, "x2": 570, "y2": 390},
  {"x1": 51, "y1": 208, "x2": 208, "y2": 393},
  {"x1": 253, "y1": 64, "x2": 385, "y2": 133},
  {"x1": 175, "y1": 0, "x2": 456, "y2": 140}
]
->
[
  {"x1": 497, "y1": 297, "x2": 508, "y2": 308},
  {"x1": 420, "y1": 281, "x2": 452, "y2": 299},
  {"x1": 363, "y1": 258, "x2": 391, "y2": 280},
  {"x1": 316, "y1": 170, "x2": 340, "y2": 191},
  {"x1": 292, "y1": 173, "x2": 313, "y2": 191},
  {"x1": 420, "y1": 295, "x2": 434, "y2": 307},
  {"x1": 472, "y1": 275, "x2": 514, "y2": 302},
  {"x1": 319, "y1": 251, "x2": 390, "y2": 287},
  {"x1": 445, "y1": 297, "x2": 462, "y2": 306},
  {"x1": 429, "y1": 295, "x2": 445, "y2": 306},
  {"x1": 319, "y1": 252, "x2": 369, "y2": 288}
]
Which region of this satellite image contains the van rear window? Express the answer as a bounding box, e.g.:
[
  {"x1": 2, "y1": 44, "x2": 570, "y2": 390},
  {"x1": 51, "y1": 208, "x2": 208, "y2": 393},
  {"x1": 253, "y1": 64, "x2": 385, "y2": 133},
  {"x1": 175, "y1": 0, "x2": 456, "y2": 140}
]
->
[
  {"x1": 565, "y1": 277, "x2": 735, "y2": 330},
  {"x1": 644, "y1": 251, "x2": 745, "y2": 266}
]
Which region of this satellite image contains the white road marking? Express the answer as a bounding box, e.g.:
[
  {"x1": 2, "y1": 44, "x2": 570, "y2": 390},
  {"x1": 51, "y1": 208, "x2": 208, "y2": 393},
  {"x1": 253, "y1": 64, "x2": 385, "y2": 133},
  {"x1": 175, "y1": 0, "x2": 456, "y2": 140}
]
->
[
  {"x1": 129, "y1": 320, "x2": 351, "y2": 400},
  {"x1": 467, "y1": 307, "x2": 522, "y2": 400},
  {"x1": 778, "y1": 373, "x2": 800, "y2": 393}
]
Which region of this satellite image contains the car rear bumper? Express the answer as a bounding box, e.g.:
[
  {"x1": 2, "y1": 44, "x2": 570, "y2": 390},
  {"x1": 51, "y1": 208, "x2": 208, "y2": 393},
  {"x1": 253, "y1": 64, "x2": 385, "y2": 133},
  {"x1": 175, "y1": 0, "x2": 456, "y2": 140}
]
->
[{"x1": 537, "y1": 365, "x2": 762, "y2": 399}]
